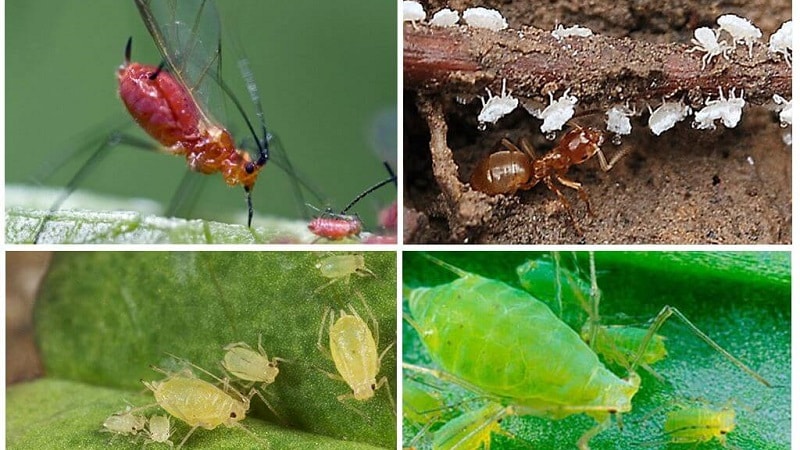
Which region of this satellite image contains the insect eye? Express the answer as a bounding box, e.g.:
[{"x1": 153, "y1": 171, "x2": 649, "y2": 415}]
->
[{"x1": 245, "y1": 162, "x2": 255, "y2": 174}]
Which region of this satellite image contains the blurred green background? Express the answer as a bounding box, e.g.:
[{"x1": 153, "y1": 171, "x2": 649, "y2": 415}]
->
[{"x1": 6, "y1": 1, "x2": 396, "y2": 227}]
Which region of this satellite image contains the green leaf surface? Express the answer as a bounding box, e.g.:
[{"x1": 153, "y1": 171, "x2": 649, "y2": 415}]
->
[
  {"x1": 6, "y1": 207, "x2": 316, "y2": 244},
  {"x1": 7, "y1": 379, "x2": 381, "y2": 449},
  {"x1": 21, "y1": 252, "x2": 396, "y2": 449},
  {"x1": 403, "y1": 252, "x2": 790, "y2": 450}
]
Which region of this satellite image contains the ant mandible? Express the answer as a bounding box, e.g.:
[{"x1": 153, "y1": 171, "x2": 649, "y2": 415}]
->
[{"x1": 469, "y1": 125, "x2": 628, "y2": 223}]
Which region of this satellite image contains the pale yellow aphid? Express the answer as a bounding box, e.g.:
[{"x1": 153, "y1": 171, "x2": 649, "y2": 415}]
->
[
  {"x1": 141, "y1": 415, "x2": 174, "y2": 448},
  {"x1": 314, "y1": 253, "x2": 375, "y2": 294},
  {"x1": 316, "y1": 291, "x2": 395, "y2": 417},
  {"x1": 221, "y1": 334, "x2": 286, "y2": 420},
  {"x1": 143, "y1": 361, "x2": 259, "y2": 449},
  {"x1": 101, "y1": 407, "x2": 147, "y2": 437}
]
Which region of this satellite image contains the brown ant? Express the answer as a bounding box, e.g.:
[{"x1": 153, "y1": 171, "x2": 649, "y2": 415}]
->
[{"x1": 469, "y1": 125, "x2": 628, "y2": 226}]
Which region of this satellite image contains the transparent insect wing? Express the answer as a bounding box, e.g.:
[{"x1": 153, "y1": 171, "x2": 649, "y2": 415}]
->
[{"x1": 135, "y1": 0, "x2": 222, "y2": 120}]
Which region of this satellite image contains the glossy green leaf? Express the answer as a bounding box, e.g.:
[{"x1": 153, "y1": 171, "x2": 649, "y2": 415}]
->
[
  {"x1": 403, "y1": 251, "x2": 789, "y2": 449},
  {"x1": 17, "y1": 252, "x2": 396, "y2": 449}
]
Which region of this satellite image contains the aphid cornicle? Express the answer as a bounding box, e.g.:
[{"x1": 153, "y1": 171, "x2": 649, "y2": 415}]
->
[{"x1": 316, "y1": 292, "x2": 394, "y2": 417}]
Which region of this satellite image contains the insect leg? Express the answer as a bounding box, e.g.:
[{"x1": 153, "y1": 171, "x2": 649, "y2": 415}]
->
[
  {"x1": 32, "y1": 132, "x2": 159, "y2": 243},
  {"x1": 554, "y1": 173, "x2": 592, "y2": 217},
  {"x1": 577, "y1": 417, "x2": 611, "y2": 450},
  {"x1": 313, "y1": 278, "x2": 340, "y2": 295},
  {"x1": 355, "y1": 290, "x2": 380, "y2": 345},
  {"x1": 630, "y1": 306, "x2": 771, "y2": 387},
  {"x1": 316, "y1": 307, "x2": 334, "y2": 360},
  {"x1": 175, "y1": 425, "x2": 200, "y2": 450},
  {"x1": 594, "y1": 145, "x2": 631, "y2": 172},
  {"x1": 374, "y1": 376, "x2": 396, "y2": 416},
  {"x1": 249, "y1": 386, "x2": 287, "y2": 426},
  {"x1": 542, "y1": 176, "x2": 581, "y2": 231}
]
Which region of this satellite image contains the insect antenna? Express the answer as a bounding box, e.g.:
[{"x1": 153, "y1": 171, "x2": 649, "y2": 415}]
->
[
  {"x1": 418, "y1": 253, "x2": 472, "y2": 279},
  {"x1": 629, "y1": 306, "x2": 772, "y2": 387},
  {"x1": 340, "y1": 162, "x2": 397, "y2": 215}
]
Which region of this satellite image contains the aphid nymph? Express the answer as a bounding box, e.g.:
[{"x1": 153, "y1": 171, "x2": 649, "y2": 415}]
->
[
  {"x1": 222, "y1": 334, "x2": 286, "y2": 420},
  {"x1": 102, "y1": 407, "x2": 147, "y2": 437},
  {"x1": 403, "y1": 1, "x2": 425, "y2": 26},
  {"x1": 530, "y1": 89, "x2": 578, "y2": 134},
  {"x1": 314, "y1": 253, "x2": 375, "y2": 294},
  {"x1": 687, "y1": 27, "x2": 731, "y2": 70},
  {"x1": 430, "y1": 8, "x2": 459, "y2": 28},
  {"x1": 647, "y1": 99, "x2": 692, "y2": 136},
  {"x1": 768, "y1": 20, "x2": 792, "y2": 66},
  {"x1": 462, "y1": 7, "x2": 508, "y2": 32},
  {"x1": 477, "y1": 79, "x2": 519, "y2": 126},
  {"x1": 142, "y1": 415, "x2": 174, "y2": 448},
  {"x1": 717, "y1": 14, "x2": 762, "y2": 58},
  {"x1": 551, "y1": 24, "x2": 593, "y2": 40}
]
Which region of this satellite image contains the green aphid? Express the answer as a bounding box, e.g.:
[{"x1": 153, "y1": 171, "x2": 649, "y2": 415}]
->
[{"x1": 406, "y1": 254, "x2": 642, "y2": 450}]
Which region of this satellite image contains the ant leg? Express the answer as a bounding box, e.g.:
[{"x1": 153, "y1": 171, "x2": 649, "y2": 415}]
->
[
  {"x1": 554, "y1": 174, "x2": 592, "y2": 217},
  {"x1": 595, "y1": 146, "x2": 631, "y2": 171},
  {"x1": 519, "y1": 138, "x2": 538, "y2": 160},
  {"x1": 543, "y1": 177, "x2": 581, "y2": 233}
]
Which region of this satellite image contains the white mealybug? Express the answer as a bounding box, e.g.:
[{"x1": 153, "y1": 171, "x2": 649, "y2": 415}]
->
[
  {"x1": 606, "y1": 103, "x2": 636, "y2": 136},
  {"x1": 431, "y1": 8, "x2": 459, "y2": 27},
  {"x1": 768, "y1": 20, "x2": 792, "y2": 67},
  {"x1": 687, "y1": 27, "x2": 731, "y2": 69},
  {"x1": 551, "y1": 24, "x2": 594, "y2": 40},
  {"x1": 463, "y1": 7, "x2": 508, "y2": 32},
  {"x1": 477, "y1": 79, "x2": 519, "y2": 126},
  {"x1": 693, "y1": 87, "x2": 746, "y2": 130},
  {"x1": 530, "y1": 90, "x2": 578, "y2": 134},
  {"x1": 717, "y1": 14, "x2": 762, "y2": 57},
  {"x1": 772, "y1": 94, "x2": 792, "y2": 127},
  {"x1": 403, "y1": 1, "x2": 425, "y2": 25},
  {"x1": 647, "y1": 99, "x2": 692, "y2": 136}
]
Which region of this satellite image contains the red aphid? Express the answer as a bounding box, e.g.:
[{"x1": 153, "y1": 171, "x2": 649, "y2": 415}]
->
[
  {"x1": 308, "y1": 213, "x2": 362, "y2": 241},
  {"x1": 117, "y1": 38, "x2": 261, "y2": 193}
]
